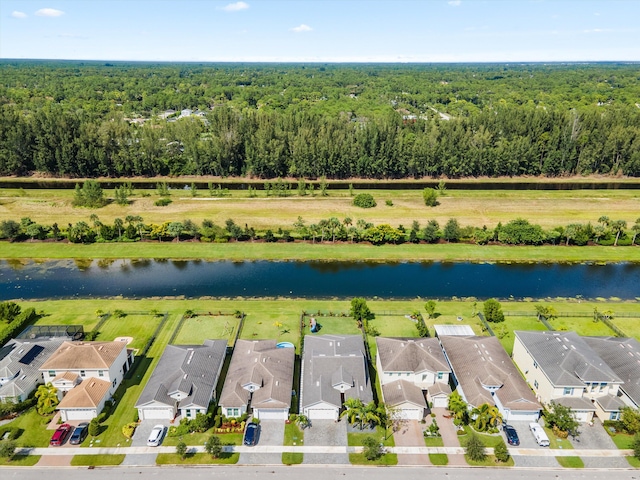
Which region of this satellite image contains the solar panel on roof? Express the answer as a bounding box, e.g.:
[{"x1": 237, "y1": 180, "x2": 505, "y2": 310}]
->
[
  {"x1": 19, "y1": 345, "x2": 44, "y2": 365},
  {"x1": 0, "y1": 344, "x2": 16, "y2": 362}
]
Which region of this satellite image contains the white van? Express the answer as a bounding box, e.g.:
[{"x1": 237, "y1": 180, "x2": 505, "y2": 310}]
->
[{"x1": 529, "y1": 422, "x2": 550, "y2": 447}]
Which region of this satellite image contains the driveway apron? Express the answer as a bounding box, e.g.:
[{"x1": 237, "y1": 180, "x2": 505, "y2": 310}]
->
[
  {"x1": 431, "y1": 408, "x2": 466, "y2": 466},
  {"x1": 569, "y1": 418, "x2": 630, "y2": 468},
  {"x1": 239, "y1": 420, "x2": 285, "y2": 465},
  {"x1": 393, "y1": 420, "x2": 430, "y2": 465},
  {"x1": 303, "y1": 419, "x2": 349, "y2": 465}
]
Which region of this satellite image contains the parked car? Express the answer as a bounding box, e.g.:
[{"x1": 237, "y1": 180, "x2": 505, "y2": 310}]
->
[
  {"x1": 503, "y1": 424, "x2": 520, "y2": 446},
  {"x1": 243, "y1": 422, "x2": 260, "y2": 446},
  {"x1": 147, "y1": 425, "x2": 167, "y2": 447},
  {"x1": 69, "y1": 422, "x2": 89, "y2": 445},
  {"x1": 529, "y1": 422, "x2": 550, "y2": 447},
  {"x1": 50, "y1": 423, "x2": 73, "y2": 446}
]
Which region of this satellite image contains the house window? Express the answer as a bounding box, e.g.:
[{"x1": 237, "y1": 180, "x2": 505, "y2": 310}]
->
[
  {"x1": 599, "y1": 383, "x2": 606, "y2": 392},
  {"x1": 186, "y1": 410, "x2": 192, "y2": 418},
  {"x1": 563, "y1": 387, "x2": 573, "y2": 396},
  {"x1": 112, "y1": 379, "x2": 117, "y2": 387},
  {"x1": 48, "y1": 371, "x2": 55, "y2": 377},
  {"x1": 610, "y1": 412, "x2": 619, "y2": 421},
  {"x1": 533, "y1": 380, "x2": 539, "y2": 389},
  {"x1": 80, "y1": 370, "x2": 86, "y2": 377},
  {"x1": 227, "y1": 408, "x2": 239, "y2": 417},
  {"x1": 437, "y1": 372, "x2": 444, "y2": 380},
  {"x1": 98, "y1": 370, "x2": 104, "y2": 377},
  {"x1": 533, "y1": 360, "x2": 538, "y2": 369},
  {"x1": 422, "y1": 374, "x2": 428, "y2": 381},
  {"x1": 590, "y1": 383, "x2": 597, "y2": 392}
]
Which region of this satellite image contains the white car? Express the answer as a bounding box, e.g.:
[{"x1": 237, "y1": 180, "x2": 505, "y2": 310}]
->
[
  {"x1": 529, "y1": 422, "x2": 550, "y2": 447},
  {"x1": 147, "y1": 425, "x2": 166, "y2": 447}
]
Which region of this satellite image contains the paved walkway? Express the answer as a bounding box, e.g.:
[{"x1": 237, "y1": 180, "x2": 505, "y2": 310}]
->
[{"x1": 432, "y1": 407, "x2": 467, "y2": 466}]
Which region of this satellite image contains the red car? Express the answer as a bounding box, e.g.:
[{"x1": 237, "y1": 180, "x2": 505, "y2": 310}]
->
[{"x1": 50, "y1": 423, "x2": 73, "y2": 446}]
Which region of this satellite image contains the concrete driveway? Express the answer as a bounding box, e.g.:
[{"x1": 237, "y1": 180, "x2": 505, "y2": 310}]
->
[
  {"x1": 568, "y1": 419, "x2": 629, "y2": 468},
  {"x1": 122, "y1": 420, "x2": 169, "y2": 466},
  {"x1": 393, "y1": 420, "x2": 430, "y2": 465},
  {"x1": 303, "y1": 419, "x2": 348, "y2": 465},
  {"x1": 506, "y1": 421, "x2": 563, "y2": 468},
  {"x1": 239, "y1": 420, "x2": 285, "y2": 465},
  {"x1": 431, "y1": 408, "x2": 466, "y2": 466}
]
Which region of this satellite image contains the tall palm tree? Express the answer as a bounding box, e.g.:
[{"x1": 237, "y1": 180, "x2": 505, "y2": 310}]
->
[
  {"x1": 340, "y1": 398, "x2": 365, "y2": 428},
  {"x1": 470, "y1": 403, "x2": 502, "y2": 432},
  {"x1": 448, "y1": 390, "x2": 469, "y2": 424}
]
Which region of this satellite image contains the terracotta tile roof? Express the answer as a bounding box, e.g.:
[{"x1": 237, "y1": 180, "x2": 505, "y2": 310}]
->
[
  {"x1": 57, "y1": 378, "x2": 111, "y2": 409},
  {"x1": 382, "y1": 379, "x2": 427, "y2": 409},
  {"x1": 376, "y1": 337, "x2": 450, "y2": 374},
  {"x1": 41, "y1": 341, "x2": 126, "y2": 370}
]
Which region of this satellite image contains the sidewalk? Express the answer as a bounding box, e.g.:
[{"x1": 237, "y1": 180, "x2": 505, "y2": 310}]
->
[{"x1": 17, "y1": 445, "x2": 635, "y2": 457}]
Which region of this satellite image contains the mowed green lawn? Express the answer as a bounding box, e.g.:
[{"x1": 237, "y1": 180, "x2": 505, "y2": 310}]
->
[
  {"x1": 173, "y1": 315, "x2": 239, "y2": 345},
  {"x1": 95, "y1": 313, "x2": 163, "y2": 350},
  {"x1": 548, "y1": 317, "x2": 616, "y2": 336},
  {"x1": 609, "y1": 317, "x2": 640, "y2": 340}
]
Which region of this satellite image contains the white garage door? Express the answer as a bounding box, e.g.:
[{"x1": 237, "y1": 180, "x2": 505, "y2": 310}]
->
[
  {"x1": 503, "y1": 410, "x2": 540, "y2": 423},
  {"x1": 255, "y1": 409, "x2": 288, "y2": 420},
  {"x1": 140, "y1": 408, "x2": 173, "y2": 420},
  {"x1": 307, "y1": 408, "x2": 337, "y2": 420},
  {"x1": 433, "y1": 397, "x2": 448, "y2": 409},
  {"x1": 64, "y1": 409, "x2": 96, "y2": 421},
  {"x1": 398, "y1": 409, "x2": 422, "y2": 421}
]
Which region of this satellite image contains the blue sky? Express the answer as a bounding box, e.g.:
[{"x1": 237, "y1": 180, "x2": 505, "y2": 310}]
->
[{"x1": 1, "y1": 0, "x2": 639, "y2": 62}]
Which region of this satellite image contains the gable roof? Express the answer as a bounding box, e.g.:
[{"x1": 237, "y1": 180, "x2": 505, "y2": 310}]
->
[
  {"x1": 57, "y1": 377, "x2": 111, "y2": 409},
  {"x1": 376, "y1": 337, "x2": 450, "y2": 374},
  {"x1": 136, "y1": 339, "x2": 227, "y2": 411},
  {"x1": 0, "y1": 338, "x2": 66, "y2": 400},
  {"x1": 219, "y1": 340, "x2": 294, "y2": 410},
  {"x1": 514, "y1": 331, "x2": 623, "y2": 388},
  {"x1": 583, "y1": 336, "x2": 640, "y2": 408},
  {"x1": 382, "y1": 379, "x2": 427, "y2": 409},
  {"x1": 301, "y1": 335, "x2": 372, "y2": 410},
  {"x1": 440, "y1": 335, "x2": 541, "y2": 412},
  {"x1": 41, "y1": 341, "x2": 126, "y2": 371}
]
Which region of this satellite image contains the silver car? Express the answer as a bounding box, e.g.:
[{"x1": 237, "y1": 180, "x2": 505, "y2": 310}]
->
[{"x1": 147, "y1": 425, "x2": 166, "y2": 447}]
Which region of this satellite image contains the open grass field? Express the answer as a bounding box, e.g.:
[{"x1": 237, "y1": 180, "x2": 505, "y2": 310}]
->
[
  {"x1": 2, "y1": 187, "x2": 639, "y2": 232},
  {"x1": 172, "y1": 315, "x2": 240, "y2": 345},
  {"x1": 2, "y1": 240, "x2": 640, "y2": 263},
  {"x1": 95, "y1": 313, "x2": 162, "y2": 350}
]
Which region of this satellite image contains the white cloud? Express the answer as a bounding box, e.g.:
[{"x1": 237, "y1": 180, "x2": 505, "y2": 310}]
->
[
  {"x1": 583, "y1": 28, "x2": 610, "y2": 34},
  {"x1": 35, "y1": 8, "x2": 65, "y2": 17},
  {"x1": 220, "y1": 2, "x2": 249, "y2": 12},
  {"x1": 291, "y1": 24, "x2": 312, "y2": 33},
  {"x1": 11, "y1": 11, "x2": 27, "y2": 18},
  {"x1": 448, "y1": 0, "x2": 461, "y2": 6}
]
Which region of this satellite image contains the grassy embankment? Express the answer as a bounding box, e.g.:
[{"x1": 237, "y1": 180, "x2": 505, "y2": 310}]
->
[{"x1": 1, "y1": 186, "x2": 639, "y2": 262}]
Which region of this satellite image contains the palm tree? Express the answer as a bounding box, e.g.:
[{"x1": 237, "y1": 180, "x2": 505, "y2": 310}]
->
[
  {"x1": 632, "y1": 218, "x2": 640, "y2": 246},
  {"x1": 361, "y1": 401, "x2": 383, "y2": 429},
  {"x1": 340, "y1": 398, "x2": 365, "y2": 428},
  {"x1": 611, "y1": 219, "x2": 627, "y2": 246},
  {"x1": 448, "y1": 390, "x2": 469, "y2": 424},
  {"x1": 35, "y1": 383, "x2": 59, "y2": 416},
  {"x1": 470, "y1": 403, "x2": 502, "y2": 432}
]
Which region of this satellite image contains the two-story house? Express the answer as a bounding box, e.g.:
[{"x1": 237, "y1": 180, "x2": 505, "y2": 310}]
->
[
  {"x1": 376, "y1": 337, "x2": 451, "y2": 419},
  {"x1": 512, "y1": 331, "x2": 624, "y2": 422},
  {"x1": 40, "y1": 341, "x2": 134, "y2": 421}
]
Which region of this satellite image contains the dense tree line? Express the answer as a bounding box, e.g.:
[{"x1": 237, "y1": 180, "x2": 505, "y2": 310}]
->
[
  {"x1": 2, "y1": 213, "x2": 638, "y2": 247},
  {"x1": 1, "y1": 61, "x2": 639, "y2": 178}
]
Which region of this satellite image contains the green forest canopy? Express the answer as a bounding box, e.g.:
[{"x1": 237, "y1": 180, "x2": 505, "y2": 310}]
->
[{"x1": 0, "y1": 61, "x2": 639, "y2": 178}]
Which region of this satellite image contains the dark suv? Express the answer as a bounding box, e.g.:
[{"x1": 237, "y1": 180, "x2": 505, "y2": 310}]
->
[
  {"x1": 243, "y1": 422, "x2": 259, "y2": 446},
  {"x1": 503, "y1": 424, "x2": 520, "y2": 446},
  {"x1": 69, "y1": 423, "x2": 89, "y2": 445}
]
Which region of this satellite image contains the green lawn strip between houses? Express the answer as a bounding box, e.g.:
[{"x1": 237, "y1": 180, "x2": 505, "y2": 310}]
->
[
  {"x1": 282, "y1": 421, "x2": 304, "y2": 465},
  {"x1": 172, "y1": 315, "x2": 240, "y2": 345},
  {"x1": 348, "y1": 428, "x2": 398, "y2": 465},
  {"x1": 0, "y1": 455, "x2": 40, "y2": 466},
  {"x1": 95, "y1": 313, "x2": 162, "y2": 350},
  {"x1": 163, "y1": 432, "x2": 242, "y2": 447},
  {"x1": 2, "y1": 242, "x2": 640, "y2": 263},
  {"x1": 156, "y1": 452, "x2": 239, "y2": 465},
  {"x1": 429, "y1": 453, "x2": 448, "y2": 465},
  {"x1": 556, "y1": 456, "x2": 585, "y2": 468}
]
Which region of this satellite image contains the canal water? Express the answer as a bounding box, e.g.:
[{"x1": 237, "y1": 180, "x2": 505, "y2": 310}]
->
[{"x1": 1, "y1": 259, "x2": 639, "y2": 300}]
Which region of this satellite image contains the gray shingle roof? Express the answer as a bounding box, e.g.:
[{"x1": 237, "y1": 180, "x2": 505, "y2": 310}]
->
[
  {"x1": 515, "y1": 331, "x2": 623, "y2": 387},
  {"x1": 382, "y1": 379, "x2": 427, "y2": 409},
  {"x1": 0, "y1": 338, "x2": 66, "y2": 401},
  {"x1": 219, "y1": 340, "x2": 294, "y2": 411},
  {"x1": 376, "y1": 337, "x2": 450, "y2": 374},
  {"x1": 583, "y1": 336, "x2": 640, "y2": 408},
  {"x1": 136, "y1": 339, "x2": 227, "y2": 411},
  {"x1": 440, "y1": 335, "x2": 541, "y2": 412},
  {"x1": 301, "y1": 335, "x2": 372, "y2": 410}
]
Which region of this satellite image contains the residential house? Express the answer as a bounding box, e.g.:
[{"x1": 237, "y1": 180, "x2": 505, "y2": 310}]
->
[
  {"x1": 300, "y1": 334, "x2": 373, "y2": 421},
  {"x1": 219, "y1": 340, "x2": 294, "y2": 421},
  {"x1": 40, "y1": 341, "x2": 134, "y2": 421},
  {"x1": 135, "y1": 340, "x2": 227, "y2": 421},
  {"x1": 440, "y1": 335, "x2": 541, "y2": 422},
  {"x1": 583, "y1": 336, "x2": 640, "y2": 418},
  {"x1": 376, "y1": 337, "x2": 451, "y2": 419},
  {"x1": 0, "y1": 338, "x2": 66, "y2": 403},
  {"x1": 512, "y1": 331, "x2": 624, "y2": 422}
]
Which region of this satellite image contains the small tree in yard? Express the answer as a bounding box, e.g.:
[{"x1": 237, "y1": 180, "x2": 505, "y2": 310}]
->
[
  {"x1": 483, "y1": 298, "x2": 505, "y2": 323},
  {"x1": 350, "y1": 297, "x2": 373, "y2": 328},
  {"x1": 0, "y1": 440, "x2": 16, "y2": 461},
  {"x1": 545, "y1": 401, "x2": 580, "y2": 438},
  {"x1": 423, "y1": 188, "x2": 439, "y2": 207},
  {"x1": 176, "y1": 441, "x2": 188, "y2": 460},
  {"x1": 494, "y1": 438, "x2": 510, "y2": 462},
  {"x1": 424, "y1": 300, "x2": 437, "y2": 319},
  {"x1": 465, "y1": 432, "x2": 486, "y2": 462},
  {"x1": 633, "y1": 433, "x2": 640, "y2": 459},
  {"x1": 205, "y1": 434, "x2": 222, "y2": 458},
  {"x1": 362, "y1": 436, "x2": 383, "y2": 461},
  {"x1": 88, "y1": 418, "x2": 101, "y2": 437},
  {"x1": 620, "y1": 406, "x2": 640, "y2": 434}
]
